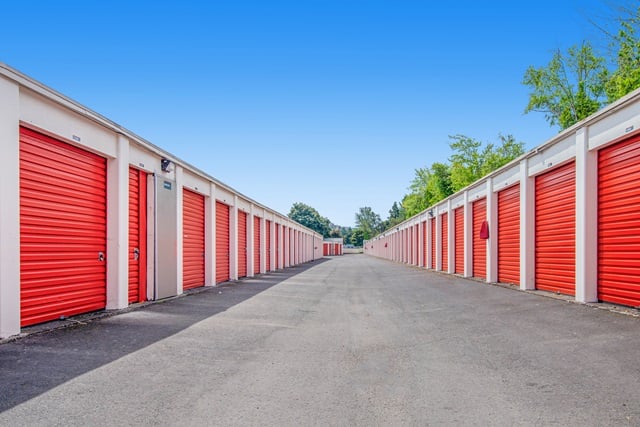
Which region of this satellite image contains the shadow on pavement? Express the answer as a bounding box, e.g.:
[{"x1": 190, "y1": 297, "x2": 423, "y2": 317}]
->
[{"x1": 0, "y1": 259, "x2": 329, "y2": 412}]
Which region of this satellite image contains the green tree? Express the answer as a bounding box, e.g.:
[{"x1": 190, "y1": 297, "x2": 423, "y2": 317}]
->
[
  {"x1": 605, "y1": 7, "x2": 640, "y2": 101},
  {"x1": 449, "y1": 134, "x2": 525, "y2": 191},
  {"x1": 401, "y1": 192, "x2": 427, "y2": 218},
  {"x1": 386, "y1": 201, "x2": 406, "y2": 228},
  {"x1": 328, "y1": 227, "x2": 342, "y2": 238},
  {"x1": 424, "y1": 162, "x2": 453, "y2": 205},
  {"x1": 354, "y1": 206, "x2": 382, "y2": 240},
  {"x1": 350, "y1": 228, "x2": 366, "y2": 247},
  {"x1": 288, "y1": 202, "x2": 331, "y2": 237},
  {"x1": 523, "y1": 41, "x2": 608, "y2": 129},
  {"x1": 449, "y1": 134, "x2": 485, "y2": 191}
]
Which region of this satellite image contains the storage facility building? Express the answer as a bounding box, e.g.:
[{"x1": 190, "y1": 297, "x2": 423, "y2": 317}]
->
[
  {"x1": 323, "y1": 238, "x2": 343, "y2": 256},
  {"x1": 0, "y1": 64, "x2": 322, "y2": 338},
  {"x1": 365, "y1": 87, "x2": 640, "y2": 310}
]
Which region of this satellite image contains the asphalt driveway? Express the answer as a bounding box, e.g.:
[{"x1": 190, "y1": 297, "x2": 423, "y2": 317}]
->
[{"x1": 1, "y1": 255, "x2": 639, "y2": 426}]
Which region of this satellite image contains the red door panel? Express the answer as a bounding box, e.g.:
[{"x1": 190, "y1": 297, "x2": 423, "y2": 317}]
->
[
  {"x1": 20, "y1": 127, "x2": 107, "y2": 326},
  {"x1": 266, "y1": 220, "x2": 272, "y2": 271},
  {"x1": 454, "y1": 207, "x2": 464, "y2": 274},
  {"x1": 441, "y1": 214, "x2": 448, "y2": 271},
  {"x1": 430, "y1": 218, "x2": 436, "y2": 268},
  {"x1": 599, "y1": 136, "x2": 640, "y2": 306},
  {"x1": 216, "y1": 201, "x2": 230, "y2": 283},
  {"x1": 535, "y1": 162, "x2": 575, "y2": 295},
  {"x1": 472, "y1": 198, "x2": 487, "y2": 279},
  {"x1": 238, "y1": 210, "x2": 248, "y2": 278},
  {"x1": 183, "y1": 189, "x2": 205, "y2": 290},
  {"x1": 128, "y1": 168, "x2": 147, "y2": 303},
  {"x1": 498, "y1": 184, "x2": 520, "y2": 285}
]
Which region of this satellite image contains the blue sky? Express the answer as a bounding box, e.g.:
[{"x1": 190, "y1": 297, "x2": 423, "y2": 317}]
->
[{"x1": 1, "y1": 0, "x2": 616, "y2": 227}]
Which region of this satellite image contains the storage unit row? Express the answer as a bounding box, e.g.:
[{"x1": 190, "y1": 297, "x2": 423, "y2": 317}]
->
[
  {"x1": 0, "y1": 64, "x2": 322, "y2": 338},
  {"x1": 322, "y1": 239, "x2": 343, "y2": 256},
  {"x1": 365, "y1": 87, "x2": 640, "y2": 310}
]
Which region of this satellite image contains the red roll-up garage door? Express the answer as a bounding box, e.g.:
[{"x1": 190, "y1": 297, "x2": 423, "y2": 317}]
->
[
  {"x1": 129, "y1": 168, "x2": 147, "y2": 304},
  {"x1": 238, "y1": 210, "x2": 248, "y2": 278},
  {"x1": 441, "y1": 214, "x2": 448, "y2": 271},
  {"x1": 266, "y1": 220, "x2": 272, "y2": 271},
  {"x1": 183, "y1": 189, "x2": 205, "y2": 290},
  {"x1": 599, "y1": 136, "x2": 640, "y2": 306},
  {"x1": 472, "y1": 198, "x2": 487, "y2": 279},
  {"x1": 20, "y1": 127, "x2": 107, "y2": 327},
  {"x1": 498, "y1": 184, "x2": 520, "y2": 285},
  {"x1": 454, "y1": 207, "x2": 464, "y2": 274},
  {"x1": 253, "y1": 216, "x2": 261, "y2": 274},
  {"x1": 430, "y1": 218, "x2": 436, "y2": 268},
  {"x1": 216, "y1": 201, "x2": 230, "y2": 283},
  {"x1": 535, "y1": 162, "x2": 575, "y2": 295}
]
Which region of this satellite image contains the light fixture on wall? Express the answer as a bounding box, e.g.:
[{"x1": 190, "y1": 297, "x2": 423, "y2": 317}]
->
[
  {"x1": 428, "y1": 209, "x2": 434, "y2": 218},
  {"x1": 160, "y1": 158, "x2": 174, "y2": 173}
]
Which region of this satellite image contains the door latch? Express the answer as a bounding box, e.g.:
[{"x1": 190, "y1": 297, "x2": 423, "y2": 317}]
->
[
  {"x1": 98, "y1": 252, "x2": 105, "y2": 262},
  {"x1": 133, "y1": 248, "x2": 140, "y2": 261}
]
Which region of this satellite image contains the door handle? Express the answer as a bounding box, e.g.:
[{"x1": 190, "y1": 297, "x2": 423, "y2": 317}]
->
[
  {"x1": 133, "y1": 248, "x2": 140, "y2": 261},
  {"x1": 98, "y1": 252, "x2": 105, "y2": 262}
]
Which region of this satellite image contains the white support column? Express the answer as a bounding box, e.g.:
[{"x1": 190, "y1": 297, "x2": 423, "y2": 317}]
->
[
  {"x1": 463, "y1": 191, "x2": 472, "y2": 278},
  {"x1": 284, "y1": 225, "x2": 290, "y2": 268},
  {"x1": 575, "y1": 128, "x2": 598, "y2": 302},
  {"x1": 487, "y1": 177, "x2": 498, "y2": 283},
  {"x1": 436, "y1": 209, "x2": 442, "y2": 270},
  {"x1": 447, "y1": 200, "x2": 455, "y2": 273},
  {"x1": 175, "y1": 165, "x2": 184, "y2": 295},
  {"x1": 418, "y1": 220, "x2": 424, "y2": 267},
  {"x1": 270, "y1": 220, "x2": 276, "y2": 270},
  {"x1": 247, "y1": 206, "x2": 255, "y2": 277},
  {"x1": 260, "y1": 214, "x2": 266, "y2": 274},
  {"x1": 279, "y1": 223, "x2": 284, "y2": 269},
  {"x1": 0, "y1": 78, "x2": 20, "y2": 338},
  {"x1": 106, "y1": 135, "x2": 130, "y2": 309},
  {"x1": 289, "y1": 227, "x2": 294, "y2": 266},
  {"x1": 230, "y1": 195, "x2": 238, "y2": 281},
  {"x1": 205, "y1": 183, "x2": 216, "y2": 286},
  {"x1": 520, "y1": 159, "x2": 535, "y2": 290},
  {"x1": 426, "y1": 218, "x2": 432, "y2": 269}
]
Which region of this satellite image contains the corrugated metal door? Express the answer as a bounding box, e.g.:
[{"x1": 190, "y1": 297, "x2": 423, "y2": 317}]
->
[
  {"x1": 454, "y1": 207, "x2": 464, "y2": 274},
  {"x1": 237, "y1": 210, "x2": 248, "y2": 278},
  {"x1": 535, "y1": 162, "x2": 575, "y2": 295},
  {"x1": 599, "y1": 136, "x2": 640, "y2": 306},
  {"x1": 183, "y1": 189, "x2": 205, "y2": 290},
  {"x1": 323, "y1": 243, "x2": 328, "y2": 256},
  {"x1": 430, "y1": 218, "x2": 436, "y2": 268},
  {"x1": 498, "y1": 184, "x2": 520, "y2": 285},
  {"x1": 253, "y1": 216, "x2": 261, "y2": 274},
  {"x1": 20, "y1": 127, "x2": 107, "y2": 326},
  {"x1": 128, "y1": 168, "x2": 147, "y2": 304},
  {"x1": 216, "y1": 201, "x2": 230, "y2": 283},
  {"x1": 441, "y1": 214, "x2": 448, "y2": 271},
  {"x1": 472, "y1": 198, "x2": 487, "y2": 279},
  {"x1": 266, "y1": 220, "x2": 272, "y2": 271}
]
